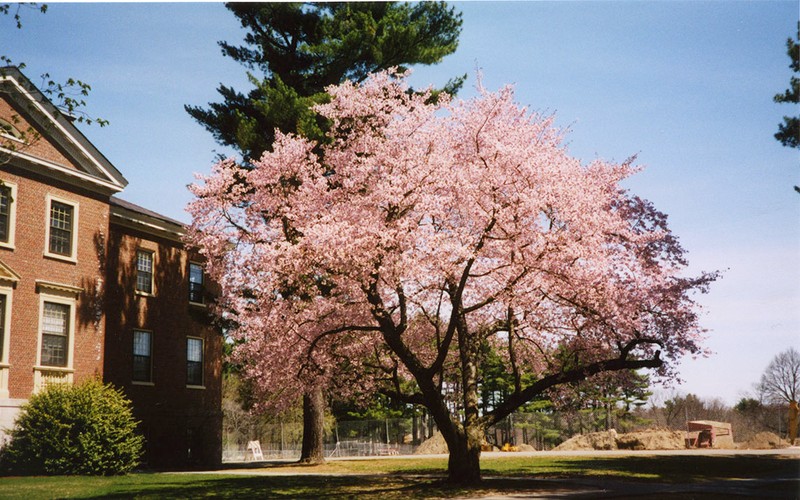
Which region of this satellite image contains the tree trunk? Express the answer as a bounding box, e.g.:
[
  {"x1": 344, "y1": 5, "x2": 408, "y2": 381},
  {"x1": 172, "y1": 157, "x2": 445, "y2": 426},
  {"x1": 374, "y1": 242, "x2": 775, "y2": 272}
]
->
[
  {"x1": 412, "y1": 411, "x2": 419, "y2": 446},
  {"x1": 299, "y1": 385, "x2": 325, "y2": 464},
  {"x1": 444, "y1": 427, "x2": 482, "y2": 484}
]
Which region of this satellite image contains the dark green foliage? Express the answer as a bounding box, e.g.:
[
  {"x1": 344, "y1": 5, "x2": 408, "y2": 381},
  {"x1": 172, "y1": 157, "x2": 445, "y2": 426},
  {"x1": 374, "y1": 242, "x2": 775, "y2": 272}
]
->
[
  {"x1": 186, "y1": 2, "x2": 463, "y2": 160},
  {"x1": 551, "y1": 371, "x2": 652, "y2": 434},
  {"x1": 774, "y1": 23, "x2": 799, "y2": 150},
  {"x1": 0, "y1": 379, "x2": 143, "y2": 476}
]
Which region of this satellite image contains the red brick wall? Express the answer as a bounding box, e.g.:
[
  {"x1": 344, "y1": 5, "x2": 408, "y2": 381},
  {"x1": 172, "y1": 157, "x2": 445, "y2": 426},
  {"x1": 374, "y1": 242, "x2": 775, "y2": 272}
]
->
[
  {"x1": 104, "y1": 224, "x2": 223, "y2": 468},
  {"x1": 0, "y1": 165, "x2": 109, "y2": 397}
]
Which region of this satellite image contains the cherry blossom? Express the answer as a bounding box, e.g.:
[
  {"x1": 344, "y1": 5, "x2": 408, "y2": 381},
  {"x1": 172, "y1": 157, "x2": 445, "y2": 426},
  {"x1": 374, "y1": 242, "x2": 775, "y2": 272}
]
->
[{"x1": 187, "y1": 70, "x2": 717, "y2": 483}]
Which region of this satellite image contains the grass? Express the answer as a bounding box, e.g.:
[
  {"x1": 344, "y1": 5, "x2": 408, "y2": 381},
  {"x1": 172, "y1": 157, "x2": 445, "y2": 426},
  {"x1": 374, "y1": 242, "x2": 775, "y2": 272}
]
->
[{"x1": 0, "y1": 454, "x2": 797, "y2": 499}]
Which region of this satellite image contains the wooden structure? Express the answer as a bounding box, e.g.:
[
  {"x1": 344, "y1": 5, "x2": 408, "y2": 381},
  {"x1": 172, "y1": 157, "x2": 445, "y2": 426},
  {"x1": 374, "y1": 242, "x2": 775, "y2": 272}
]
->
[{"x1": 686, "y1": 420, "x2": 733, "y2": 448}]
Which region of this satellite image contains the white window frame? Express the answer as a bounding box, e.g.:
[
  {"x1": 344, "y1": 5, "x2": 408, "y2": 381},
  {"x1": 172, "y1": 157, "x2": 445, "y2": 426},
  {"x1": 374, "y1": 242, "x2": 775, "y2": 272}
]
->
[
  {"x1": 135, "y1": 249, "x2": 155, "y2": 296},
  {"x1": 0, "y1": 180, "x2": 17, "y2": 250},
  {"x1": 186, "y1": 336, "x2": 205, "y2": 389},
  {"x1": 132, "y1": 329, "x2": 154, "y2": 385},
  {"x1": 0, "y1": 285, "x2": 13, "y2": 399},
  {"x1": 34, "y1": 291, "x2": 76, "y2": 391},
  {"x1": 43, "y1": 194, "x2": 79, "y2": 263}
]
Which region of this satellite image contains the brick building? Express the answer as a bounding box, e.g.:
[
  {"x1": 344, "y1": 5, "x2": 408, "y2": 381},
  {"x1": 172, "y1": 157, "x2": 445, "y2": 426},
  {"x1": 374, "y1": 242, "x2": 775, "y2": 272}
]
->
[{"x1": 0, "y1": 67, "x2": 222, "y2": 468}]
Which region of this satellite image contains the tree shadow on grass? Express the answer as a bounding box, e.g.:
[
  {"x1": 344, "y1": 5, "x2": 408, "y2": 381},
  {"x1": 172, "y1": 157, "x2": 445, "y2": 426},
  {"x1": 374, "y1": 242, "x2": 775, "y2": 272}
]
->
[
  {"x1": 4, "y1": 457, "x2": 799, "y2": 500},
  {"x1": 74, "y1": 472, "x2": 800, "y2": 500},
  {"x1": 78, "y1": 475, "x2": 471, "y2": 499},
  {"x1": 479, "y1": 455, "x2": 800, "y2": 483}
]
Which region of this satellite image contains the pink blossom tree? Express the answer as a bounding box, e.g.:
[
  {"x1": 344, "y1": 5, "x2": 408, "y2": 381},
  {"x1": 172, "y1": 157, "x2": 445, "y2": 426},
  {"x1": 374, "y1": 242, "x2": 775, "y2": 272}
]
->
[{"x1": 187, "y1": 71, "x2": 717, "y2": 483}]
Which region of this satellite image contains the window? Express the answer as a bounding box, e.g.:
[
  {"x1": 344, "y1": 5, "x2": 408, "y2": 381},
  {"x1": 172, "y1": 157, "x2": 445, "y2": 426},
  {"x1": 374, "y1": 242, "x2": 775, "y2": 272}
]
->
[
  {"x1": 133, "y1": 330, "x2": 153, "y2": 383},
  {"x1": 44, "y1": 195, "x2": 78, "y2": 261},
  {"x1": 48, "y1": 201, "x2": 74, "y2": 256},
  {"x1": 41, "y1": 302, "x2": 70, "y2": 367},
  {"x1": 0, "y1": 186, "x2": 11, "y2": 244},
  {"x1": 0, "y1": 294, "x2": 6, "y2": 361},
  {"x1": 0, "y1": 181, "x2": 17, "y2": 248},
  {"x1": 189, "y1": 262, "x2": 204, "y2": 304},
  {"x1": 136, "y1": 250, "x2": 154, "y2": 294},
  {"x1": 186, "y1": 337, "x2": 203, "y2": 387},
  {"x1": 0, "y1": 290, "x2": 9, "y2": 398},
  {"x1": 34, "y1": 288, "x2": 76, "y2": 391}
]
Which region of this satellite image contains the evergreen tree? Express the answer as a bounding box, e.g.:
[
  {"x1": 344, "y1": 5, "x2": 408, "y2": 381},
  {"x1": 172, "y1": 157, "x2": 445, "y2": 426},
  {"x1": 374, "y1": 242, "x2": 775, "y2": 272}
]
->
[
  {"x1": 774, "y1": 23, "x2": 799, "y2": 193},
  {"x1": 774, "y1": 23, "x2": 799, "y2": 150},
  {"x1": 186, "y1": 2, "x2": 463, "y2": 161}
]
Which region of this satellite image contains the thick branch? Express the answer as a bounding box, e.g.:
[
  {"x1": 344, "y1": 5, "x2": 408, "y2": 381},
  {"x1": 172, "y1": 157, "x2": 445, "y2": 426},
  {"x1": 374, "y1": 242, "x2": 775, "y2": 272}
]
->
[
  {"x1": 426, "y1": 216, "x2": 497, "y2": 377},
  {"x1": 306, "y1": 324, "x2": 382, "y2": 357},
  {"x1": 481, "y1": 346, "x2": 663, "y2": 428}
]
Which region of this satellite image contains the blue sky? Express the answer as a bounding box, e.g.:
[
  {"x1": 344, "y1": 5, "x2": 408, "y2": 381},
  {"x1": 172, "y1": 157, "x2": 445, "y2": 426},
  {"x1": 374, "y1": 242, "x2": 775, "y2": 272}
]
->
[{"x1": 3, "y1": 1, "x2": 798, "y2": 406}]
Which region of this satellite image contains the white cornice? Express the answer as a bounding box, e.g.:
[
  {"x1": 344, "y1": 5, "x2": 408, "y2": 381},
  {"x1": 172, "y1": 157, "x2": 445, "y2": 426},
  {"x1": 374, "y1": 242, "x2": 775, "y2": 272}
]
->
[
  {"x1": 110, "y1": 209, "x2": 186, "y2": 243},
  {"x1": 1, "y1": 146, "x2": 124, "y2": 193},
  {"x1": 0, "y1": 73, "x2": 127, "y2": 191}
]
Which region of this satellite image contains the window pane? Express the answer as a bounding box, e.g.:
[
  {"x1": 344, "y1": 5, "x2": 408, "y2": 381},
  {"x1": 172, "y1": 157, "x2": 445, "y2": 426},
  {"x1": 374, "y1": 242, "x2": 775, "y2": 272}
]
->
[
  {"x1": 42, "y1": 302, "x2": 68, "y2": 336},
  {"x1": 0, "y1": 186, "x2": 10, "y2": 243},
  {"x1": 133, "y1": 330, "x2": 151, "y2": 356},
  {"x1": 42, "y1": 334, "x2": 67, "y2": 367},
  {"x1": 187, "y1": 338, "x2": 202, "y2": 362},
  {"x1": 187, "y1": 362, "x2": 202, "y2": 386},
  {"x1": 189, "y1": 263, "x2": 204, "y2": 303},
  {"x1": 187, "y1": 338, "x2": 203, "y2": 385},
  {"x1": 136, "y1": 251, "x2": 153, "y2": 293},
  {"x1": 49, "y1": 201, "x2": 73, "y2": 256},
  {"x1": 41, "y1": 302, "x2": 69, "y2": 367},
  {"x1": 133, "y1": 330, "x2": 152, "y2": 382}
]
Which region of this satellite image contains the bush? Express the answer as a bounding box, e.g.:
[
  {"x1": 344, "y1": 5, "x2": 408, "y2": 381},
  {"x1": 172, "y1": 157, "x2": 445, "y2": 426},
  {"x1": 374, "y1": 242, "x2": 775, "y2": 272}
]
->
[{"x1": 0, "y1": 379, "x2": 143, "y2": 475}]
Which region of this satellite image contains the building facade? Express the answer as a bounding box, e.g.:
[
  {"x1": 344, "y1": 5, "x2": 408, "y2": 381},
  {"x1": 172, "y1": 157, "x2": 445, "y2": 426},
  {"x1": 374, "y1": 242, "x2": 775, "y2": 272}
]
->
[
  {"x1": 104, "y1": 197, "x2": 222, "y2": 468},
  {"x1": 0, "y1": 67, "x2": 222, "y2": 468}
]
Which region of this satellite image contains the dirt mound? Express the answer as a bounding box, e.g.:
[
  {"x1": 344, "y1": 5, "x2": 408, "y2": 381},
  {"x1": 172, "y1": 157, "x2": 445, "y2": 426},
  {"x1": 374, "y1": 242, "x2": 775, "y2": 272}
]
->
[
  {"x1": 414, "y1": 431, "x2": 449, "y2": 454},
  {"x1": 616, "y1": 430, "x2": 685, "y2": 450},
  {"x1": 554, "y1": 430, "x2": 618, "y2": 451},
  {"x1": 738, "y1": 432, "x2": 788, "y2": 450},
  {"x1": 555, "y1": 428, "x2": 687, "y2": 451}
]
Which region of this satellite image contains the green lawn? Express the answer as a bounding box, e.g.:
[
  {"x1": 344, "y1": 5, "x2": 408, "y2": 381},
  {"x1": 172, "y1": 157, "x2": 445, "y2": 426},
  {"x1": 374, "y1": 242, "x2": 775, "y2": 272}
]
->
[{"x1": 0, "y1": 454, "x2": 797, "y2": 499}]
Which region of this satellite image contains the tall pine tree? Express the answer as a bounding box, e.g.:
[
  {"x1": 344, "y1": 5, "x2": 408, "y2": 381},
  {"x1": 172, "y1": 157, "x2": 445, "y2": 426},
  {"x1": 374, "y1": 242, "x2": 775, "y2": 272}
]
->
[
  {"x1": 774, "y1": 23, "x2": 799, "y2": 150},
  {"x1": 186, "y1": 2, "x2": 463, "y2": 161}
]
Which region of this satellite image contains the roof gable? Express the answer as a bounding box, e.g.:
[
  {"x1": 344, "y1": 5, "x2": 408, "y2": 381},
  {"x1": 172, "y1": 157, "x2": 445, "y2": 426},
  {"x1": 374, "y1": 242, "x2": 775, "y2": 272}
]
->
[{"x1": 0, "y1": 67, "x2": 127, "y2": 193}]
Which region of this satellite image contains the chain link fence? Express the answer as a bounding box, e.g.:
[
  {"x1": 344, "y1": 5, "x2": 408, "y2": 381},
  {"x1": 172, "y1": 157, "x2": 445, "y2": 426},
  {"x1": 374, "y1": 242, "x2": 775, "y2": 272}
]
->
[{"x1": 222, "y1": 413, "x2": 564, "y2": 462}]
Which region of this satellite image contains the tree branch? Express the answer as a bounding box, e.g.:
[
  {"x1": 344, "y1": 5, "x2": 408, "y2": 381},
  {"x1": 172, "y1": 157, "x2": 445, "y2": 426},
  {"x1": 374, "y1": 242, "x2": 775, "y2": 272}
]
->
[{"x1": 481, "y1": 344, "x2": 663, "y2": 428}]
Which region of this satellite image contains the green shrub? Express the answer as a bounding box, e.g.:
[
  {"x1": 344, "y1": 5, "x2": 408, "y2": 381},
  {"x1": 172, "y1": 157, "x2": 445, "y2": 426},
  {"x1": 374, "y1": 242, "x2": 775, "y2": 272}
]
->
[{"x1": 0, "y1": 379, "x2": 143, "y2": 475}]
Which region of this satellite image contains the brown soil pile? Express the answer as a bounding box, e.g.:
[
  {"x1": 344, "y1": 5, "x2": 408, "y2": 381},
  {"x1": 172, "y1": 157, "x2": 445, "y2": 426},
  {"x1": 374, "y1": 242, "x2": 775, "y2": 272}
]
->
[
  {"x1": 414, "y1": 432, "x2": 504, "y2": 454},
  {"x1": 738, "y1": 432, "x2": 788, "y2": 450},
  {"x1": 555, "y1": 428, "x2": 685, "y2": 451},
  {"x1": 616, "y1": 430, "x2": 685, "y2": 450},
  {"x1": 414, "y1": 431, "x2": 449, "y2": 454},
  {"x1": 554, "y1": 430, "x2": 618, "y2": 451}
]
